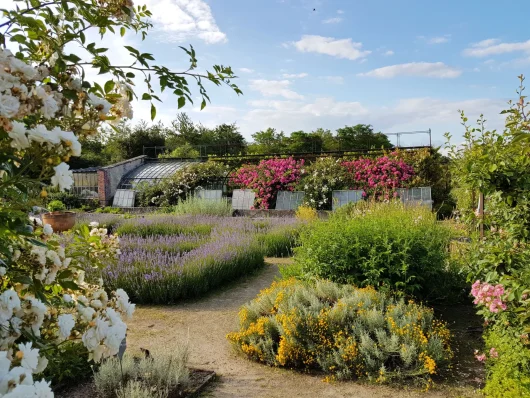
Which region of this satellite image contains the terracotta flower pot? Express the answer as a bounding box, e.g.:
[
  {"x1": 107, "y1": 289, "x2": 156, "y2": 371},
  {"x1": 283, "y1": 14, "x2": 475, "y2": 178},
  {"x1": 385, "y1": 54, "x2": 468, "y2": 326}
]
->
[{"x1": 41, "y1": 211, "x2": 76, "y2": 232}]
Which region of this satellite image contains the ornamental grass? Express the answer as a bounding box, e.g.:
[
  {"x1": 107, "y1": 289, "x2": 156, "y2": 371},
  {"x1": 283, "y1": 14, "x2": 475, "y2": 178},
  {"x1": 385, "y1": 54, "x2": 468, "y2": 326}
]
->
[{"x1": 227, "y1": 279, "x2": 452, "y2": 388}]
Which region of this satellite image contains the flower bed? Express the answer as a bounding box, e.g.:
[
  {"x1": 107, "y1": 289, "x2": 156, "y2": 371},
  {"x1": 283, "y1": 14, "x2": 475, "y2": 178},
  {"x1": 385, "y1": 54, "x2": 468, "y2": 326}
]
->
[
  {"x1": 99, "y1": 216, "x2": 302, "y2": 303},
  {"x1": 227, "y1": 279, "x2": 452, "y2": 388}
]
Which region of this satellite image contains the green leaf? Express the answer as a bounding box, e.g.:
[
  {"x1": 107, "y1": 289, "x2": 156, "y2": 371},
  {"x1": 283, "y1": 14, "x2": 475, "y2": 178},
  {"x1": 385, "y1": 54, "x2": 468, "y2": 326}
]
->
[
  {"x1": 104, "y1": 80, "x2": 115, "y2": 93},
  {"x1": 141, "y1": 93, "x2": 151, "y2": 100},
  {"x1": 489, "y1": 164, "x2": 497, "y2": 172},
  {"x1": 12, "y1": 275, "x2": 33, "y2": 285},
  {"x1": 200, "y1": 99, "x2": 206, "y2": 110},
  {"x1": 178, "y1": 96, "x2": 185, "y2": 109},
  {"x1": 150, "y1": 103, "x2": 156, "y2": 120},
  {"x1": 59, "y1": 280, "x2": 80, "y2": 291},
  {"x1": 120, "y1": 27, "x2": 126, "y2": 37}
]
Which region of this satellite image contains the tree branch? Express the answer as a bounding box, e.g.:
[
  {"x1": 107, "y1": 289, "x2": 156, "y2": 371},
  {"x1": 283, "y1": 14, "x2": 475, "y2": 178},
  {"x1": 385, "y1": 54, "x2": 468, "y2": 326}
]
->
[{"x1": 0, "y1": 1, "x2": 61, "y2": 30}]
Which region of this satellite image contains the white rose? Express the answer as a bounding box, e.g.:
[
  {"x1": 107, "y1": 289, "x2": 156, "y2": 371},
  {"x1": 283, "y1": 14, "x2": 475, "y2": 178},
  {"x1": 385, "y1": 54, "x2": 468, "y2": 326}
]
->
[
  {"x1": 57, "y1": 314, "x2": 75, "y2": 340},
  {"x1": 50, "y1": 162, "x2": 74, "y2": 191},
  {"x1": 17, "y1": 342, "x2": 40, "y2": 372},
  {"x1": 7, "y1": 121, "x2": 30, "y2": 150},
  {"x1": 42, "y1": 224, "x2": 53, "y2": 236},
  {"x1": 63, "y1": 294, "x2": 72, "y2": 303},
  {"x1": 0, "y1": 93, "x2": 20, "y2": 118}
]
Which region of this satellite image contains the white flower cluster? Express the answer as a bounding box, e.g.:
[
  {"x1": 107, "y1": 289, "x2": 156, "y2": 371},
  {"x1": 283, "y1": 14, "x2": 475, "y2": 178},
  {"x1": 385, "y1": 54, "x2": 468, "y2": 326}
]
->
[
  {"x1": 89, "y1": 223, "x2": 122, "y2": 258},
  {"x1": 1, "y1": 47, "x2": 134, "y2": 192},
  {"x1": 1, "y1": 224, "x2": 134, "y2": 397}
]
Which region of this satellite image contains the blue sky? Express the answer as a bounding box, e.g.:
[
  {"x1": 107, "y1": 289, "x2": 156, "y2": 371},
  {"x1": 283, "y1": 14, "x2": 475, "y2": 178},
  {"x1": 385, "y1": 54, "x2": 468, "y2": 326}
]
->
[{"x1": 7, "y1": 0, "x2": 530, "y2": 146}]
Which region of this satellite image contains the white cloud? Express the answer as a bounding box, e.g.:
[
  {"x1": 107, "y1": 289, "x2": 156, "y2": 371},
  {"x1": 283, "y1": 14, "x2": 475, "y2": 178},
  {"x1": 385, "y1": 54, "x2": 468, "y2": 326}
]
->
[
  {"x1": 233, "y1": 97, "x2": 506, "y2": 146},
  {"x1": 140, "y1": 0, "x2": 227, "y2": 44},
  {"x1": 463, "y1": 38, "x2": 530, "y2": 57},
  {"x1": 418, "y1": 35, "x2": 451, "y2": 44},
  {"x1": 322, "y1": 17, "x2": 342, "y2": 24},
  {"x1": 320, "y1": 75, "x2": 344, "y2": 84},
  {"x1": 337, "y1": 9, "x2": 344, "y2": 14},
  {"x1": 383, "y1": 50, "x2": 394, "y2": 56},
  {"x1": 249, "y1": 79, "x2": 304, "y2": 100},
  {"x1": 291, "y1": 35, "x2": 370, "y2": 61},
  {"x1": 282, "y1": 73, "x2": 308, "y2": 78},
  {"x1": 358, "y1": 62, "x2": 462, "y2": 78},
  {"x1": 239, "y1": 68, "x2": 254, "y2": 73}
]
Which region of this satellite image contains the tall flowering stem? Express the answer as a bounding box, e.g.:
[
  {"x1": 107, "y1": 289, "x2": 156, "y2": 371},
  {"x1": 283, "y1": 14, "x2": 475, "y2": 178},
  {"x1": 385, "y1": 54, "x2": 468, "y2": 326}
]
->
[{"x1": 232, "y1": 157, "x2": 304, "y2": 209}]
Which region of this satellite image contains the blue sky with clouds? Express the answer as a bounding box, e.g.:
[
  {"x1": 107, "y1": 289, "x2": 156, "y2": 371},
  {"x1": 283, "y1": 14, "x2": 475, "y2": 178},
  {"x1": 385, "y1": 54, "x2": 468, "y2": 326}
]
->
[{"x1": 6, "y1": 0, "x2": 530, "y2": 146}]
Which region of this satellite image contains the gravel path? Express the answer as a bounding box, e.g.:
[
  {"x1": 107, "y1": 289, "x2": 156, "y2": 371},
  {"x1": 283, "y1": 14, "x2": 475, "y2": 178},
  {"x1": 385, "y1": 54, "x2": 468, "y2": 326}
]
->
[{"x1": 127, "y1": 259, "x2": 480, "y2": 398}]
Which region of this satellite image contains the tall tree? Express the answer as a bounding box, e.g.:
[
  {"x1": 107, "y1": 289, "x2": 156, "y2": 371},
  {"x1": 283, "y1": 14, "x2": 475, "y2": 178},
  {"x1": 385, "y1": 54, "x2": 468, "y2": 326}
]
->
[
  {"x1": 249, "y1": 128, "x2": 286, "y2": 154},
  {"x1": 336, "y1": 124, "x2": 393, "y2": 150}
]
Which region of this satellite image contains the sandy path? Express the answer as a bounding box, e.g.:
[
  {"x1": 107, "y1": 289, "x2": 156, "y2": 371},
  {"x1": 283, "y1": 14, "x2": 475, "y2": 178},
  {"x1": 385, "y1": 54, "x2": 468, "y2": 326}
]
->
[{"x1": 127, "y1": 259, "x2": 479, "y2": 398}]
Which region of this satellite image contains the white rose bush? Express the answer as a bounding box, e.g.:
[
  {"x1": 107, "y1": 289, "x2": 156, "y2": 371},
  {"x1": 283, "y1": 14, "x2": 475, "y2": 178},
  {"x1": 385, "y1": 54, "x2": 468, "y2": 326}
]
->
[{"x1": 0, "y1": 0, "x2": 240, "y2": 395}]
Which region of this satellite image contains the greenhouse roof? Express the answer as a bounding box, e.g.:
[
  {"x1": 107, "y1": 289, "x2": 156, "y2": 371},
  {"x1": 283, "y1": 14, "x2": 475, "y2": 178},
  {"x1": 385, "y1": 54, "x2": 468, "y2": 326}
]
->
[{"x1": 118, "y1": 160, "x2": 194, "y2": 189}]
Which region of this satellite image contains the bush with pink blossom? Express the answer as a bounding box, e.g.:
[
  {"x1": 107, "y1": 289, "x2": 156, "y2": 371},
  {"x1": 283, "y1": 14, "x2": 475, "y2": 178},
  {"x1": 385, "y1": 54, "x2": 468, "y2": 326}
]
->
[
  {"x1": 232, "y1": 157, "x2": 304, "y2": 209},
  {"x1": 342, "y1": 156, "x2": 415, "y2": 200}
]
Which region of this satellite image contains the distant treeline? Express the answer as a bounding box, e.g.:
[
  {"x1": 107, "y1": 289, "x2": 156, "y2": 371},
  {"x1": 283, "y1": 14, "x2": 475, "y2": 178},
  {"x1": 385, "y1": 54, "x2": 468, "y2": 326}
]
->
[{"x1": 71, "y1": 113, "x2": 394, "y2": 169}]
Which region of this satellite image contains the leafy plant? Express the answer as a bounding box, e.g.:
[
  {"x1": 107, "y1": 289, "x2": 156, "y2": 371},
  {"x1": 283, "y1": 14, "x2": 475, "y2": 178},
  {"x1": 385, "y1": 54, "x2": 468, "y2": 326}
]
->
[
  {"x1": 94, "y1": 345, "x2": 189, "y2": 398},
  {"x1": 171, "y1": 196, "x2": 232, "y2": 216},
  {"x1": 227, "y1": 279, "x2": 452, "y2": 388},
  {"x1": 47, "y1": 200, "x2": 67, "y2": 212},
  {"x1": 289, "y1": 202, "x2": 459, "y2": 301}
]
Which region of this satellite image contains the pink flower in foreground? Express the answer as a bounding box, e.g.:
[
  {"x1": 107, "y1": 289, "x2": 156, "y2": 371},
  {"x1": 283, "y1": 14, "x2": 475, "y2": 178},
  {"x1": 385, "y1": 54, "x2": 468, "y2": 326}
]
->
[
  {"x1": 475, "y1": 352, "x2": 486, "y2": 362},
  {"x1": 489, "y1": 347, "x2": 499, "y2": 358}
]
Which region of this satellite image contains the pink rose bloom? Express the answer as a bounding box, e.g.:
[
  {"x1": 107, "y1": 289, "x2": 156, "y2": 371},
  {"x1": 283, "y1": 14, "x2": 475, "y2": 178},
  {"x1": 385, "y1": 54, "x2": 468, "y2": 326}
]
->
[{"x1": 489, "y1": 347, "x2": 499, "y2": 358}]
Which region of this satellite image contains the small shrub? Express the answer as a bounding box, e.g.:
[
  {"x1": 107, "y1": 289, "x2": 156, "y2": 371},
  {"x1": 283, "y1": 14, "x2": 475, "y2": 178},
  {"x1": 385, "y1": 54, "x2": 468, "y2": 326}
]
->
[
  {"x1": 47, "y1": 191, "x2": 83, "y2": 209},
  {"x1": 95, "y1": 206, "x2": 123, "y2": 214},
  {"x1": 257, "y1": 225, "x2": 301, "y2": 257},
  {"x1": 171, "y1": 196, "x2": 232, "y2": 216},
  {"x1": 227, "y1": 279, "x2": 452, "y2": 387},
  {"x1": 115, "y1": 217, "x2": 213, "y2": 237},
  {"x1": 481, "y1": 323, "x2": 530, "y2": 397},
  {"x1": 94, "y1": 345, "x2": 189, "y2": 398},
  {"x1": 295, "y1": 205, "x2": 318, "y2": 221},
  {"x1": 43, "y1": 341, "x2": 93, "y2": 389},
  {"x1": 47, "y1": 199, "x2": 66, "y2": 211},
  {"x1": 290, "y1": 202, "x2": 459, "y2": 300}
]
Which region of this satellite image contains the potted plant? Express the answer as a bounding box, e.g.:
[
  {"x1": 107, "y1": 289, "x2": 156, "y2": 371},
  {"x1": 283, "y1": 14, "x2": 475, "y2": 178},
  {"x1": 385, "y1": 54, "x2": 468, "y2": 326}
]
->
[{"x1": 42, "y1": 200, "x2": 76, "y2": 232}]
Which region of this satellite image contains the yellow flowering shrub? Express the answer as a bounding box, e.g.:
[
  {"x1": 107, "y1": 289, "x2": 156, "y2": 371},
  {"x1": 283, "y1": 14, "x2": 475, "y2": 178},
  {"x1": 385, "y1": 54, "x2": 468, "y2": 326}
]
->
[
  {"x1": 295, "y1": 205, "x2": 318, "y2": 222},
  {"x1": 227, "y1": 279, "x2": 452, "y2": 387}
]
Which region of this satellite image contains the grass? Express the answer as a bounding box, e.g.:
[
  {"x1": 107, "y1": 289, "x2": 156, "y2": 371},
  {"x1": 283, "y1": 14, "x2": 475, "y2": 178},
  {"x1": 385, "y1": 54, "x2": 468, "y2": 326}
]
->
[{"x1": 171, "y1": 196, "x2": 233, "y2": 217}]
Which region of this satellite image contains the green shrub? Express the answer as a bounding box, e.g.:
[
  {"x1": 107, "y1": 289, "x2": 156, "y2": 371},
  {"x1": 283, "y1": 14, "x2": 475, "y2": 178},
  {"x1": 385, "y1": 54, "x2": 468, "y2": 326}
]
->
[
  {"x1": 47, "y1": 199, "x2": 66, "y2": 211},
  {"x1": 227, "y1": 279, "x2": 452, "y2": 387},
  {"x1": 47, "y1": 191, "x2": 83, "y2": 209},
  {"x1": 94, "y1": 346, "x2": 189, "y2": 398},
  {"x1": 171, "y1": 196, "x2": 232, "y2": 216},
  {"x1": 482, "y1": 323, "x2": 530, "y2": 397},
  {"x1": 115, "y1": 218, "x2": 213, "y2": 237},
  {"x1": 289, "y1": 202, "x2": 459, "y2": 301},
  {"x1": 257, "y1": 225, "x2": 300, "y2": 257},
  {"x1": 43, "y1": 341, "x2": 93, "y2": 389},
  {"x1": 95, "y1": 206, "x2": 123, "y2": 214}
]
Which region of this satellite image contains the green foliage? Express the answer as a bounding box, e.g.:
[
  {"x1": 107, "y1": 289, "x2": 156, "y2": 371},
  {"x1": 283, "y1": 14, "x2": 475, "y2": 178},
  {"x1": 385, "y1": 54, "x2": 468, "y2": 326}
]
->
[
  {"x1": 42, "y1": 342, "x2": 93, "y2": 389},
  {"x1": 297, "y1": 157, "x2": 346, "y2": 210},
  {"x1": 47, "y1": 200, "x2": 66, "y2": 212},
  {"x1": 290, "y1": 202, "x2": 460, "y2": 301},
  {"x1": 47, "y1": 191, "x2": 83, "y2": 209},
  {"x1": 171, "y1": 196, "x2": 232, "y2": 216},
  {"x1": 135, "y1": 161, "x2": 228, "y2": 207},
  {"x1": 227, "y1": 279, "x2": 452, "y2": 387},
  {"x1": 257, "y1": 224, "x2": 301, "y2": 257},
  {"x1": 482, "y1": 323, "x2": 530, "y2": 397},
  {"x1": 94, "y1": 346, "x2": 189, "y2": 398},
  {"x1": 116, "y1": 220, "x2": 213, "y2": 237},
  {"x1": 159, "y1": 144, "x2": 200, "y2": 159},
  {"x1": 336, "y1": 124, "x2": 393, "y2": 150},
  {"x1": 95, "y1": 206, "x2": 123, "y2": 214}
]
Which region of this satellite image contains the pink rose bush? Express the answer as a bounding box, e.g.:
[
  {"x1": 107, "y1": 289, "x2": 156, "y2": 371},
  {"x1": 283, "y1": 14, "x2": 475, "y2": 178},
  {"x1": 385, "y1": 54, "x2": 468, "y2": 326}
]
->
[
  {"x1": 232, "y1": 157, "x2": 304, "y2": 209},
  {"x1": 471, "y1": 280, "x2": 507, "y2": 313},
  {"x1": 342, "y1": 156, "x2": 415, "y2": 199}
]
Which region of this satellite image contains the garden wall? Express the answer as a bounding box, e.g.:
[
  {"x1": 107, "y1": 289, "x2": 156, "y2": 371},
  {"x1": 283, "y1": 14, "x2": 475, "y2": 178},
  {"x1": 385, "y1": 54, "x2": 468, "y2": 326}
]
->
[{"x1": 98, "y1": 156, "x2": 146, "y2": 206}]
